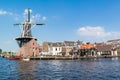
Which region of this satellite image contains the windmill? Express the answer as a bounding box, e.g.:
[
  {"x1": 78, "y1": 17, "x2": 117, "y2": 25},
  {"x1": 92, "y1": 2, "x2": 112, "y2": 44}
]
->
[{"x1": 14, "y1": 8, "x2": 44, "y2": 58}]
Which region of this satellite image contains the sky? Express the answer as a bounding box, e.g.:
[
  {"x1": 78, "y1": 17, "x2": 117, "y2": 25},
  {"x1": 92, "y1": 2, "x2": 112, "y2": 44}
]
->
[{"x1": 0, "y1": 0, "x2": 120, "y2": 51}]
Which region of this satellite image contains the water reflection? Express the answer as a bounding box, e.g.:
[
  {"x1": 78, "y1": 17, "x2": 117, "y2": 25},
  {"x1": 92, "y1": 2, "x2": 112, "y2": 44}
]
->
[
  {"x1": 1, "y1": 57, "x2": 120, "y2": 80},
  {"x1": 18, "y1": 61, "x2": 38, "y2": 80},
  {"x1": 112, "y1": 57, "x2": 118, "y2": 60}
]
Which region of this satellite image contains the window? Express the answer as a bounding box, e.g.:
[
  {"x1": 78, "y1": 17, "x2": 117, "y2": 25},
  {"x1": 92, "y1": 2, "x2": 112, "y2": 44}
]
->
[
  {"x1": 33, "y1": 52, "x2": 34, "y2": 56},
  {"x1": 56, "y1": 48, "x2": 57, "y2": 51}
]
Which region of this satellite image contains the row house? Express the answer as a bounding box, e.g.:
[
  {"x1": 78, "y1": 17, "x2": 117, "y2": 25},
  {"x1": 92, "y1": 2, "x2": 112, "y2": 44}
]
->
[
  {"x1": 41, "y1": 41, "x2": 82, "y2": 56},
  {"x1": 95, "y1": 43, "x2": 117, "y2": 56},
  {"x1": 49, "y1": 42, "x2": 62, "y2": 55},
  {"x1": 62, "y1": 41, "x2": 76, "y2": 56},
  {"x1": 107, "y1": 39, "x2": 120, "y2": 48},
  {"x1": 41, "y1": 40, "x2": 119, "y2": 57},
  {"x1": 107, "y1": 39, "x2": 120, "y2": 44},
  {"x1": 41, "y1": 42, "x2": 62, "y2": 56},
  {"x1": 107, "y1": 39, "x2": 120, "y2": 55},
  {"x1": 77, "y1": 42, "x2": 118, "y2": 57},
  {"x1": 78, "y1": 42, "x2": 97, "y2": 57}
]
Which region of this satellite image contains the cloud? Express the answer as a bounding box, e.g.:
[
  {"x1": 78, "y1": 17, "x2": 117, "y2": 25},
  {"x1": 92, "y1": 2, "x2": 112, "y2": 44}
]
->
[
  {"x1": 77, "y1": 26, "x2": 120, "y2": 41},
  {"x1": 0, "y1": 9, "x2": 20, "y2": 21},
  {"x1": 0, "y1": 10, "x2": 7, "y2": 15},
  {"x1": 0, "y1": 9, "x2": 13, "y2": 15},
  {"x1": 42, "y1": 16, "x2": 47, "y2": 21},
  {"x1": 77, "y1": 26, "x2": 111, "y2": 37},
  {"x1": 30, "y1": 14, "x2": 41, "y2": 22},
  {"x1": 23, "y1": 9, "x2": 46, "y2": 22},
  {"x1": 30, "y1": 14, "x2": 47, "y2": 22},
  {"x1": 0, "y1": 9, "x2": 46, "y2": 22}
]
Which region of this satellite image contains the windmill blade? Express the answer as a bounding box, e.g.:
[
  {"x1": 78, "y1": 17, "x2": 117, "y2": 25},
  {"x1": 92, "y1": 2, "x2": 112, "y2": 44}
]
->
[
  {"x1": 30, "y1": 23, "x2": 45, "y2": 26},
  {"x1": 14, "y1": 23, "x2": 21, "y2": 25},
  {"x1": 36, "y1": 23, "x2": 45, "y2": 25},
  {"x1": 14, "y1": 23, "x2": 23, "y2": 34},
  {"x1": 14, "y1": 23, "x2": 26, "y2": 26}
]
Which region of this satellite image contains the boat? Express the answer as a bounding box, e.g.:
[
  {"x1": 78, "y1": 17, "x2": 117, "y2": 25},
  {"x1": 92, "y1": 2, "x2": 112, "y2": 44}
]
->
[
  {"x1": 22, "y1": 57, "x2": 30, "y2": 61},
  {"x1": 8, "y1": 56, "x2": 22, "y2": 60}
]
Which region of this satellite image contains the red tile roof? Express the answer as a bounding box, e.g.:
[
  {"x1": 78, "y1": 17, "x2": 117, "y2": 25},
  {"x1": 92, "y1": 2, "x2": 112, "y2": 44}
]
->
[{"x1": 95, "y1": 44, "x2": 113, "y2": 51}]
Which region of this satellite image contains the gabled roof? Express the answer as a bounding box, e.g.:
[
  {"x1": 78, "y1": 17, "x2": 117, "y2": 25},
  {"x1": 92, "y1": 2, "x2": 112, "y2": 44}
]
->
[
  {"x1": 64, "y1": 41, "x2": 75, "y2": 46},
  {"x1": 79, "y1": 43, "x2": 94, "y2": 49},
  {"x1": 48, "y1": 42, "x2": 65, "y2": 47},
  {"x1": 96, "y1": 44, "x2": 113, "y2": 51},
  {"x1": 107, "y1": 39, "x2": 120, "y2": 42}
]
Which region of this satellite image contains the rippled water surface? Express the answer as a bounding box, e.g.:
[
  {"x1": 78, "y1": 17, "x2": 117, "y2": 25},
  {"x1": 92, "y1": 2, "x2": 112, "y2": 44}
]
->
[{"x1": 0, "y1": 57, "x2": 120, "y2": 80}]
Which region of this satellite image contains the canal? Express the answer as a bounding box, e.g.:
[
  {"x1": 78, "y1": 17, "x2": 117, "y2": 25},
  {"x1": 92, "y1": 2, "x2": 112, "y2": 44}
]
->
[{"x1": 0, "y1": 57, "x2": 120, "y2": 80}]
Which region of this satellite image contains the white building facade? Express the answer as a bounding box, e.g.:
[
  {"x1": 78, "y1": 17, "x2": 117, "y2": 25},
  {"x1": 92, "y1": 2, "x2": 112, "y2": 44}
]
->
[{"x1": 49, "y1": 47, "x2": 62, "y2": 55}]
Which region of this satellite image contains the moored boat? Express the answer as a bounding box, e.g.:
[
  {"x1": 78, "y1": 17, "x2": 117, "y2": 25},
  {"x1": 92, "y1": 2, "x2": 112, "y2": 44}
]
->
[
  {"x1": 22, "y1": 57, "x2": 30, "y2": 61},
  {"x1": 8, "y1": 56, "x2": 22, "y2": 60}
]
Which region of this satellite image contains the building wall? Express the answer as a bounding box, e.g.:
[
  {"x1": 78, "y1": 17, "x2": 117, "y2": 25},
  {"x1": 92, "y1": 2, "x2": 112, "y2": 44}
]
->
[
  {"x1": 97, "y1": 50, "x2": 118, "y2": 56},
  {"x1": 111, "y1": 51, "x2": 118, "y2": 56},
  {"x1": 48, "y1": 46, "x2": 62, "y2": 55},
  {"x1": 42, "y1": 42, "x2": 49, "y2": 52},
  {"x1": 52, "y1": 47, "x2": 62, "y2": 55},
  {"x1": 65, "y1": 46, "x2": 73, "y2": 56},
  {"x1": 48, "y1": 46, "x2": 53, "y2": 55},
  {"x1": 41, "y1": 41, "x2": 78, "y2": 56},
  {"x1": 18, "y1": 39, "x2": 39, "y2": 57}
]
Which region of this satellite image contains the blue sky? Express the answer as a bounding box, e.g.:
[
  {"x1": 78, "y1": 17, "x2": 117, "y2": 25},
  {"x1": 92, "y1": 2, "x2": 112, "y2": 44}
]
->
[{"x1": 0, "y1": 0, "x2": 120, "y2": 51}]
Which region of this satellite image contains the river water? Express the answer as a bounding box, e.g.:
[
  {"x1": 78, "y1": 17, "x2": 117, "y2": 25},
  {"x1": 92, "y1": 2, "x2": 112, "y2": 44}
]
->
[{"x1": 0, "y1": 57, "x2": 120, "y2": 80}]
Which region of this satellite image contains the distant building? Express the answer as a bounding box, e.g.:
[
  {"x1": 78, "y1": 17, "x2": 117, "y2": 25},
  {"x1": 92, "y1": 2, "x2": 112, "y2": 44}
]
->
[
  {"x1": 41, "y1": 40, "x2": 82, "y2": 56},
  {"x1": 63, "y1": 41, "x2": 76, "y2": 56},
  {"x1": 107, "y1": 39, "x2": 120, "y2": 48},
  {"x1": 49, "y1": 42, "x2": 62, "y2": 56},
  {"x1": 107, "y1": 39, "x2": 120, "y2": 56},
  {"x1": 107, "y1": 39, "x2": 120, "y2": 44},
  {"x1": 78, "y1": 42, "x2": 96, "y2": 57},
  {"x1": 42, "y1": 42, "x2": 63, "y2": 56},
  {"x1": 18, "y1": 38, "x2": 40, "y2": 57},
  {"x1": 95, "y1": 43, "x2": 117, "y2": 56}
]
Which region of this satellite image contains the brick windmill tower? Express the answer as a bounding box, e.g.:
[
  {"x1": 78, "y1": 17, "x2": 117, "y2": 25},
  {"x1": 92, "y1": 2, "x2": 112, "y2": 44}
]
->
[{"x1": 15, "y1": 8, "x2": 44, "y2": 58}]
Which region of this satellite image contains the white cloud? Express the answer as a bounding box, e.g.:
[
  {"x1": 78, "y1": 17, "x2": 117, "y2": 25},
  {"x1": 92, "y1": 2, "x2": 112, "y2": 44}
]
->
[
  {"x1": 0, "y1": 9, "x2": 20, "y2": 22},
  {"x1": 0, "y1": 9, "x2": 47, "y2": 22},
  {"x1": 30, "y1": 14, "x2": 41, "y2": 22},
  {"x1": 0, "y1": 10, "x2": 7, "y2": 15},
  {"x1": 42, "y1": 16, "x2": 47, "y2": 21},
  {"x1": 0, "y1": 9, "x2": 19, "y2": 21},
  {"x1": 0, "y1": 9, "x2": 13, "y2": 15},
  {"x1": 77, "y1": 26, "x2": 111, "y2": 37},
  {"x1": 23, "y1": 9, "x2": 46, "y2": 22},
  {"x1": 30, "y1": 14, "x2": 46, "y2": 22},
  {"x1": 77, "y1": 26, "x2": 120, "y2": 40}
]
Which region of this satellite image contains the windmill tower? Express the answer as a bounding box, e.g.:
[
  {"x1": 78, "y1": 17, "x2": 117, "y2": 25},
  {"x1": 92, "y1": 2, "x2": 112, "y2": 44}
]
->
[{"x1": 15, "y1": 8, "x2": 44, "y2": 58}]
